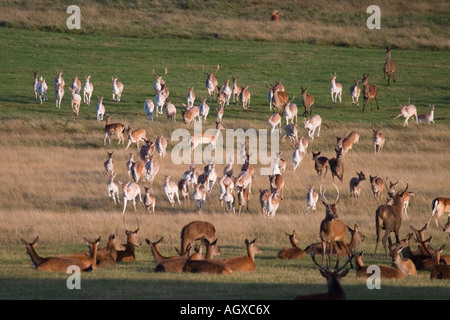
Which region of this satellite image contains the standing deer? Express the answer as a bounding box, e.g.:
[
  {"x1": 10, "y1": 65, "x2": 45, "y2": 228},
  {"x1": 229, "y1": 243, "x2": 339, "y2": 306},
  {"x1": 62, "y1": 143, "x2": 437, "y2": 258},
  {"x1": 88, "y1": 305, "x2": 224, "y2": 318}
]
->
[
  {"x1": 312, "y1": 151, "x2": 329, "y2": 178},
  {"x1": 224, "y1": 238, "x2": 262, "y2": 272},
  {"x1": 329, "y1": 148, "x2": 344, "y2": 182},
  {"x1": 237, "y1": 186, "x2": 250, "y2": 215},
  {"x1": 36, "y1": 77, "x2": 48, "y2": 104},
  {"x1": 330, "y1": 73, "x2": 342, "y2": 103},
  {"x1": 394, "y1": 104, "x2": 418, "y2": 126},
  {"x1": 111, "y1": 77, "x2": 124, "y2": 102},
  {"x1": 301, "y1": 87, "x2": 315, "y2": 116},
  {"x1": 259, "y1": 189, "x2": 271, "y2": 216},
  {"x1": 179, "y1": 220, "x2": 216, "y2": 257},
  {"x1": 107, "y1": 173, "x2": 120, "y2": 206},
  {"x1": 418, "y1": 105, "x2": 435, "y2": 124},
  {"x1": 265, "y1": 191, "x2": 280, "y2": 219},
  {"x1": 83, "y1": 75, "x2": 94, "y2": 105},
  {"x1": 143, "y1": 186, "x2": 156, "y2": 214},
  {"x1": 277, "y1": 230, "x2": 305, "y2": 260},
  {"x1": 193, "y1": 183, "x2": 207, "y2": 213},
  {"x1": 232, "y1": 77, "x2": 243, "y2": 103},
  {"x1": 205, "y1": 64, "x2": 220, "y2": 101},
  {"x1": 369, "y1": 175, "x2": 384, "y2": 201},
  {"x1": 240, "y1": 85, "x2": 251, "y2": 110},
  {"x1": 125, "y1": 126, "x2": 147, "y2": 151},
  {"x1": 361, "y1": 74, "x2": 379, "y2": 112},
  {"x1": 104, "y1": 151, "x2": 115, "y2": 177},
  {"x1": 306, "y1": 186, "x2": 319, "y2": 214},
  {"x1": 349, "y1": 79, "x2": 360, "y2": 106},
  {"x1": 349, "y1": 171, "x2": 366, "y2": 202},
  {"x1": 68, "y1": 87, "x2": 81, "y2": 116},
  {"x1": 71, "y1": 76, "x2": 82, "y2": 94},
  {"x1": 186, "y1": 86, "x2": 196, "y2": 108},
  {"x1": 383, "y1": 47, "x2": 396, "y2": 86},
  {"x1": 95, "y1": 96, "x2": 105, "y2": 124},
  {"x1": 427, "y1": 197, "x2": 450, "y2": 228},
  {"x1": 33, "y1": 71, "x2": 39, "y2": 101},
  {"x1": 371, "y1": 126, "x2": 386, "y2": 154},
  {"x1": 143, "y1": 99, "x2": 155, "y2": 121}
]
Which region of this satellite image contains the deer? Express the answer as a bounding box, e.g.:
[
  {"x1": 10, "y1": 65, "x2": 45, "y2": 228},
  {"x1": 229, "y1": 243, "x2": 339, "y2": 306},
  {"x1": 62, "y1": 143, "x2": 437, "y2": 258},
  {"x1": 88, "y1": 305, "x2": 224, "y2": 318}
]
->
[
  {"x1": 199, "y1": 97, "x2": 210, "y2": 123},
  {"x1": 217, "y1": 85, "x2": 227, "y2": 109},
  {"x1": 267, "y1": 113, "x2": 282, "y2": 136},
  {"x1": 312, "y1": 151, "x2": 329, "y2": 178},
  {"x1": 125, "y1": 126, "x2": 147, "y2": 151},
  {"x1": 374, "y1": 182, "x2": 410, "y2": 256},
  {"x1": 189, "y1": 120, "x2": 225, "y2": 152},
  {"x1": 153, "y1": 68, "x2": 168, "y2": 94},
  {"x1": 361, "y1": 74, "x2": 379, "y2": 112},
  {"x1": 240, "y1": 85, "x2": 251, "y2": 110},
  {"x1": 369, "y1": 175, "x2": 385, "y2": 201},
  {"x1": 216, "y1": 104, "x2": 224, "y2": 123},
  {"x1": 146, "y1": 237, "x2": 185, "y2": 266},
  {"x1": 54, "y1": 83, "x2": 64, "y2": 109},
  {"x1": 336, "y1": 131, "x2": 359, "y2": 156},
  {"x1": 383, "y1": 47, "x2": 396, "y2": 86},
  {"x1": 177, "y1": 178, "x2": 190, "y2": 205},
  {"x1": 182, "y1": 105, "x2": 200, "y2": 125},
  {"x1": 394, "y1": 233, "x2": 432, "y2": 270},
  {"x1": 304, "y1": 114, "x2": 322, "y2": 140},
  {"x1": 205, "y1": 64, "x2": 220, "y2": 101},
  {"x1": 53, "y1": 71, "x2": 65, "y2": 88},
  {"x1": 330, "y1": 73, "x2": 342, "y2": 103},
  {"x1": 107, "y1": 173, "x2": 120, "y2": 206},
  {"x1": 116, "y1": 216, "x2": 142, "y2": 262},
  {"x1": 221, "y1": 79, "x2": 232, "y2": 107},
  {"x1": 33, "y1": 71, "x2": 39, "y2": 101},
  {"x1": 232, "y1": 77, "x2": 243, "y2": 103},
  {"x1": 95, "y1": 96, "x2": 105, "y2": 124},
  {"x1": 144, "y1": 154, "x2": 160, "y2": 184},
  {"x1": 193, "y1": 183, "x2": 207, "y2": 213},
  {"x1": 163, "y1": 174, "x2": 181, "y2": 207},
  {"x1": 104, "y1": 151, "x2": 115, "y2": 178},
  {"x1": 429, "y1": 244, "x2": 450, "y2": 279},
  {"x1": 71, "y1": 76, "x2": 82, "y2": 94},
  {"x1": 82, "y1": 75, "x2": 94, "y2": 105},
  {"x1": 418, "y1": 105, "x2": 435, "y2": 124},
  {"x1": 329, "y1": 147, "x2": 344, "y2": 182},
  {"x1": 143, "y1": 186, "x2": 156, "y2": 214},
  {"x1": 224, "y1": 238, "x2": 262, "y2": 272},
  {"x1": 143, "y1": 99, "x2": 155, "y2": 121},
  {"x1": 349, "y1": 79, "x2": 360, "y2": 106},
  {"x1": 119, "y1": 181, "x2": 142, "y2": 214},
  {"x1": 179, "y1": 220, "x2": 216, "y2": 257},
  {"x1": 269, "y1": 174, "x2": 284, "y2": 200},
  {"x1": 301, "y1": 87, "x2": 314, "y2": 116},
  {"x1": 292, "y1": 139, "x2": 304, "y2": 171},
  {"x1": 186, "y1": 86, "x2": 196, "y2": 108},
  {"x1": 111, "y1": 77, "x2": 124, "y2": 102},
  {"x1": 349, "y1": 171, "x2": 366, "y2": 202},
  {"x1": 96, "y1": 224, "x2": 126, "y2": 267},
  {"x1": 155, "y1": 89, "x2": 167, "y2": 116},
  {"x1": 283, "y1": 96, "x2": 298, "y2": 125},
  {"x1": 306, "y1": 186, "x2": 319, "y2": 214},
  {"x1": 237, "y1": 186, "x2": 250, "y2": 215},
  {"x1": 224, "y1": 185, "x2": 235, "y2": 214},
  {"x1": 394, "y1": 103, "x2": 418, "y2": 126},
  {"x1": 427, "y1": 197, "x2": 450, "y2": 228},
  {"x1": 130, "y1": 160, "x2": 146, "y2": 183},
  {"x1": 265, "y1": 191, "x2": 280, "y2": 219},
  {"x1": 277, "y1": 230, "x2": 305, "y2": 260},
  {"x1": 387, "y1": 179, "x2": 414, "y2": 217},
  {"x1": 258, "y1": 189, "x2": 271, "y2": 216},
  {"x1": 36, "y1": 77, "x2": 48, "y2": 104},
  {"x1": 21, "y1": 237, "x2": 97, "y2": 272},
  {"x1": 155, "y1": 135, "x2": 167, "y2": 158},
  {"x1": 283, "y1": 123, "x2": 298, "y2": 143},
  {"x1": 68, "y1": 87, "x2": 81, "y2": 116},
  {"x1": 354, "y1": 251, "x2": 404, "y2": 279},
  {"x1": 271, "y1": 86, "x2": 289, "y2": 113},
  {"x1": 271, "y1": 10, "x2": 280, "y2": 21},
  {"x1": 52, "y1": 236, "x2": 101, "y2": 271},
  {"x1": 390, "y1": 242, "x2": 417, "y2": 276},
  {"x1": 294, "y1": 252, "x2": 352, "y2": 300},
  {"x1": 371, "y1": 125, "x2": 386, "y2": 154},
  {"x1": 104, "y1": 115, "x2": 126, "y2": 145},
  {"x1": 165, "y1": 101, "x2": 177, "y2": 121},
  {"x1": 183, "y1": 238, "x2": 232, "y2": 275}
]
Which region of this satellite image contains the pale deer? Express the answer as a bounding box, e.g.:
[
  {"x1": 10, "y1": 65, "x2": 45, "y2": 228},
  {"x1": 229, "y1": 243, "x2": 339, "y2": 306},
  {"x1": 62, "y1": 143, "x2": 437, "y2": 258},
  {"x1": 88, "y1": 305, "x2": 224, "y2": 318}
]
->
[
  {"x1": 54, "y1": 83, "x2": 64, "y2": 109},
  {"x1": 428, "y1": 197, "x2": 450, "y2": 228},
  {"x1": 199, "y1": 97, "x2": 210, "y2": 123},
  {"x1": 153, "y1": 89, "x2": 166, "y2": 117},
  {"x1": 119, "y1": 181, "x2": 142, "y2": 214},
  {"x1": 371, "y1": 126, "x2": 386, "y2": 154},
  {"x1": 68, "y1": 87, "x2": 81, "y2": 116},
  {"x1": 336, "y1": 131, "x2": 359, "y2": 156},
  {"x1": 104, "y1": 115, "x2": 125, "y2": 145},
  {"x1": 223, "y1": 156, "x2": 234, "y2": 178},
  {"x1": 165, "y1": 101, "x2": 177, "y2": 121},
  {"x1": 294, "y1": 252, "x2": 352, "y2": 300},
  {"x1": 95, "y1": 96, "x2": 105, "y2": 124},
  {"x1": 237, "y1": 186, "x2": 250, "y2": 215},
  {"x1": 189, "y1": 120, "x2": 225, "y2": 151},
  {"x1": 277, "y1": 230, "x2": 305, "y2": 260},
  {"x1": 361, "y1": 74, "x2": 379, "y2": 112},
  {"x1": 394, "y1": 104, "x2": 418, "y2": 126},
  {"x1": 232, "y1": 77, "x2": 243, "y2": 103},
  {"x1": 193, "y1": 183, "x2": 207, "y2": 213},
  {"x1": 125, "y1": 126, "x2": 147, "y2": 151},
  {"x1": 143, "y1": 98, "x2": 155, "y2": 121},
  {"x1": 292, "y1": 139, "x2": 304, "y2": 171},
  {"x1": 369, "y1": 175, "x2": 384, "y2": 201},
  {"x1": 33, "y1": 71, "x2": 39, "y2": 101},
  {"x1": 265, "y1": 191, "x2": 280, "y2": 219},
  {"x1": 155, "y1": 135, "x2": 167, "y2": 158},
  {"x1": 349, "y1": 79, "x2": 360, "y2": 106},
  {"x1": 152, "y1": 68, "x2": 168, "y2": 94},
  {"x1": 349, "y1": 171, "x2": 366, "y2": 202},
  {"x1": 312, "y1": 151, "x2": 329, "y2": 178},
  {"x1": 283, "y1": 96, "x2": 298, "y2": 124},
  {"x1": 354, "y1": 251, "x2": 404, "y2": 279},
  {"x1": 179, "y1": 220, "x2": 216, "y2": 256},
  {"x1": 239, "y1": 85, "x2": 251, "y2": 110},
  {"x1": 216, "y1": 104, "x2": 224, "y2": 123},
  {"x1": 390, "y1": 242, "x2": 417, "y2": 276},
  {"x1": 130, "y1": 160, "x2": 145, "y2": 183},
  {"x1": 329, "y1": 148, "x2": 344, "y2": 182},
  {"x1": 186, "y1": 86, "x2": 196, "y2": 108},
  {"x1": 53, "y1": 71, "x2": 65, "y2": 88},
  {"x1": 217, "y1": 85, "x2": 227, "y2": 109},
  {"x1": 116, "y1": 217, "x2": 142, "y2": 262},
  {"x1": 383, "y1": 47, "x2": 396, "y2": 86},
  {"x1": 221, "y1": 79, "x2": 232, "y2": 106},
  {"x1": 301, "y1": 87, "x2": 314, "y2": 116},
  {"x1": 218, "y1": 175, "x2": 234, "y2": 207},
  {"x1": 330, "y1": 73, "x2": 342, "y2": 103},
  {"x1": 374, "y1": 182, "x2": 409, "y2": 256},
  {"x1": 283, "y1": 123, "x2": 298, "y2": 143},
  {"x1": 104, "y1": 151, "x2": 115, "y2": 177},
  {"x1": 224, "y1": 238, "x2": 262, "y2": 272},
  {"x1": 304, "y1": 114, "x2": 322, "y2": 140},
  {"x1": 205, "y1": 64, "x2": 220, "y2": 101},
  {"x1": 36, "y1": 77, "x2": 48, "y2": 104},
  {"x1": 144, "y1": 154, "x2": 160, "y2": 184},
  {"x1": 71, "y1": 76, "x2": 81, "y2": 95},
  {"x1": 143, "y1": 186, "x2": 156, "y2": 214},
  {"x1": 107, "y1": 173, "x2": 120, "y2": 206},
  {"x1": 418, "y1": 105, "x2": 435, "y2": 124},
  {"x1": 306, "y1": 186, "x2": 319, "y2": 214},
  {"x1": 182, "y1": 105, "x2": 200, "y2": 125},
  {"x1": 163, "y1": 174, "x2": 181, "y2": 207},
  {"x1": 83, "y1": 75, "x2": 94, "y2": 105},
  {"x1": 267, "y1": 113, "x2": 281, "y2": 136},
  {"x1": 224, "y1": 185, "x2": 235, "y2": 214},
  {"x1": 111, "y1": 77, "x2": 124, "y2": 102}
]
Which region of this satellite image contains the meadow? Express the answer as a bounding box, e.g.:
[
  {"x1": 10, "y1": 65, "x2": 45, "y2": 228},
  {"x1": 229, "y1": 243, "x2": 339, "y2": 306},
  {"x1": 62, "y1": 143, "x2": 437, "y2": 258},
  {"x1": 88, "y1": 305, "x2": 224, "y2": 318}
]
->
[{"x1": 0, "y1": 10, "x2": 449, "y2": 301}]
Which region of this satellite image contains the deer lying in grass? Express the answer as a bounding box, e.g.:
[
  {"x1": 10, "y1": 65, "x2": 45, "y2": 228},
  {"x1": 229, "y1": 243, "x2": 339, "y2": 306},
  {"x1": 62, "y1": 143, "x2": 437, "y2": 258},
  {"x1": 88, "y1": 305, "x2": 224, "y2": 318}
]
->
[
  {"x1": 294, "y1": 252, "x2": 352, "y2": 300},
  {"x1": 147, "y1": 237, "x2": 185, "y2": 266},
  {"x1": 430, "y1": 244, "x2": 450, "y2": 279},
  {"x1": 390, "y1": 242, "x2": 417, "y2": 276},
  {"x1": 183, "y1": 239, "x2": 232, "y2": 275},
  {"x1": 394, "y1": 104, "x2": 418, "y2": 126},
  {"x1": 277, "y1": 230, "x2": 305, "y2": 260},
  {"x1": 354, "y1": 251, "x2": 404, "y2": 279},
  {"x1": 224, "y1": 238, "x2": 262, "y2": 272},
  {"x1": 349, "y1": 171, "x2": 366, "y2": 202},
  {"x1": 396, "y1": 233, "x2": 432, "y2": 271},
  {"x1": 179, "y1": 220, "x2": 216, "y2": 257},
  {"x1": 97, "y1": 225, "x2": 126, "y2": 267},
  {"x1": 116, "y1": 217, "x2": 142, "y2": 262}
]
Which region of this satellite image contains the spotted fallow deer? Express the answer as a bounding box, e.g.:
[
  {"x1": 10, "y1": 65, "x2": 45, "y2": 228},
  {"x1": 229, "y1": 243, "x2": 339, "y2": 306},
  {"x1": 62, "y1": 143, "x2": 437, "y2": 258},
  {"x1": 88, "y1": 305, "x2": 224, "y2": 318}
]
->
[
  {"x1": 394, "y1": 104, "x2": 418, "y2": 126},
  {"x1": 205, "y1": 64, "x2": 220, "y2": 101},
  {"x1": 330, "y1": 73, "x2": 342, "y2": 103},
  {"x1": 119, "y1": 181, "x2": 142, "y2": 214}
]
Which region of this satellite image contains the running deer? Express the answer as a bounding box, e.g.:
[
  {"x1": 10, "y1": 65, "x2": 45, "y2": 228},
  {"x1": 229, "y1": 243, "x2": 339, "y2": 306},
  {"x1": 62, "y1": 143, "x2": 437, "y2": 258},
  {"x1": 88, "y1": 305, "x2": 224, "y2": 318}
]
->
[
  {"x1": 120, "y1": 181, "x2": 142, "y2": 214},
  {"x1": 371, "y1": 125, "x2": 386, "y2": 154},
  {"x1": 312, "y1": 151, "x2": 329, "y2": 178},
  {"x1": 143, "y1": 186, "x2": 156, "y2": 214},
  {"x1": 304, "y1": 114, "x2": 322, "y2": 140},
  {"x1": 199, "y1": 97, "x2": 210, "y2": 123},
  {"x1": 95, "y1": 96, "x2": 105, "y2": 124},
  {"x1": 182, "y1": 105, "x2": 200, "y2": 125},
  {"x1": 349, "y1": 79, "x2": 360, "y2": 106},
  {"x1": 369, "y1": 175, "x2": 384, "y2": 201},
  {"x1": 155, "y1": 89, "x2": 167, "y2": 116},
  {"x1": 292, "y1": 139, "x2": 304, "y2": 171},
  {"x1": 193, "y1": 183, "x2": 207, "y2": 213},
  {"x1": 107, "y1": 173, "x2": 120, "y2": 205},
  {"x1": 155, "y1": 135, "x2": 167, "y2": 158},
  {"x1": 104, "y1": 115, "x2": 126, "y2": 145},
  {"x1": 361, "y1": 74, "x2": 379, "y2": 112},
  {"x1": 269, "y1": 174, "x2": 284, "y2": 200},
  {"x1": 427, "y1": 197, "x2": 450, "y2": 228},
  {"x1": 144, "y1": 154, "x2": 160, "y2": 184},
  {"x1": 418, "y1": 105, "x2": 435, "y2": 124},
  {"x1": 68, "y1": 87, "x2": 81, "y2": 116},
  {"x1": 21, "y1": 237, "x2": 98, "y2": 272},
  {"x1": 283, "y1": 96, "x2": 298, "y2": 124},
  {"x1": 390, "y1": 242, "x2": 417, "y2": 276},
  {"x1": 189, "y1": 120, "x2": 225, "y2": 151},
  {"x1": 55, "y1": 83, "x2": 64, "y2": 109},
  {"x1": 349, "y1": 171, "x2": 366, "y2": 202},
  {"x1": 111, "y1": 77, "x2": 124, "y2": 102},
  {"x1": 329, "y1": 148, "x2": 344, "y2": 182},
  {"x1": 383, "y1": 47, "x2": 396, "y2": 86},
  {"x1": 224, "y1": 238, "x2": 262, "y2": 272},
  {"x1": 221, "y1": 79, "x2": 232, "y2": 106},
  {"x1": 179, "y1": 220, "x2": 216, "y2": 256},
  {"x1": 301, "y1": 87, "x2": 314, "y2": 116},
  {"x1": 277, "y1": 230, "x2": 305, "y2": 260},
  {"x1": 232, "y1": 77, "x2": 243, "y2": 103},
  {"x1": 267, "y1": 113, "x2": 282, "y2": 136},
  {"x1": 294, "y1": 252, "x2": 352, "y2": 300},
  {"x1": 259, "y1": 189, "x2": 271, "y2": 216},
  {"x1": 394, "y1": 104, "x2": 418, "y2": 126},
  {"x1": 216, "y1": 104, "x2": 224, "y2": 123},
  {"x1": 271, "y1": 85, "x2": 288, "y2": 113},
  {"x1": 104, "y1": 151, "x2": 115, "y2": 177},
  {"x1": 306, "y1": 186, "x2": 319, "y2": 214},
  {"x1": 354, "y1": 251, "x2": 404, "y2": 279},
  {"x1": 116, "y1": 216, "x2": 142, "y2": 262},
  {"x1": 186, "y1": 86, "x2": 196, "y2": 108},
  {"x1": 283, "y1": 123, "x2": 298, "y2": 142},
  {"x1": 71, "y1": 76, "x2": 81, "y2": 94},
  {"x1": 237, "y1": 186, "x2": 250, "y2": 215},
  {"x1": 265, "y1": 191, "x2": 280, "y2": 219},
  {"x1": 165, "y1": 101, "x2": 177, "y2": 121},
  {"x1": 163, "y1": 174, "x2": 181, "y2": 207},
  {"x1": 178, "y1": 178, "x2": 190, "y2": 205},
  {"x1": 336, "y1": 131, "x2": 359, "y2": 156},
  {"x1": 53, "y1": 72, "x2": 65, "y2": 88},
  {"x1": 217, "y1": 86, "x2": 227, "y2": 109},
  {"x1": 205, "y1": 64, "x2": 220, "y2": 101},
  {"x1": 125, "y1": 126, "x2": 147, "y2": 151},
  {"x1": 224, "y1": 185, "x2": 235, "y2": 214},
  {"x1": 83, "y1": 75, "x2": 94, "y2": 105},
  {"x1": 240, "y1": 85, "x2": 251, "y2": 110},
  {"x1": 130, "y1": 160, "x2": 146, "y2": 183},
  {"x1": 36, "y1": 77, "x2": 48, "y2": 104},
  {"x1": 330, "y1": 73, "x2": 342, "y2": 103},
  {"x1": 143, "y1": 99, "x2": 155, "y2": 121},
  {"x1": 374, "y1": 182, "x2": 409, "y2": 256},
  {"x1": 153, "y1": 68, "x2": 168, "y2": 94}
]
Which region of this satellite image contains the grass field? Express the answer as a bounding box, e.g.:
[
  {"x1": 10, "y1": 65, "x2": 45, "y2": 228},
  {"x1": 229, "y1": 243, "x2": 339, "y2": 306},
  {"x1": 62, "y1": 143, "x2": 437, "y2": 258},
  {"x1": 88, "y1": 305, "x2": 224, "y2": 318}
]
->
[{"x1": 0, "y1": 4, "x2": 450, "y2": 302}]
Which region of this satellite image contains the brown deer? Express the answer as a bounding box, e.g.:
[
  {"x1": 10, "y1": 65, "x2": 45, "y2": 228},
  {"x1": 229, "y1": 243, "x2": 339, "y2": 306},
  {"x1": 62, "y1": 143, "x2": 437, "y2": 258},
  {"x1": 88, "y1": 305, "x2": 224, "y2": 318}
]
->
[
  {"x1": 383, "y1": 47, "x2": 396, "y2": 86},
  {"x1": 349, "y1": 171, "x2": 366, "y2": 202},
  {"x1": 390, "y1": 242, "x2": 417, "y2": 276},
  {"x1": 147, "y1": 237, "x2": 186, "y2": 265},
  {"x1": 104, "y1": 115, "x2": 126, "y2": 145},
  {"x1": 336, "y1": 131, "x2": 359, "y2": 157},
  {"x1": 259, "y1": 189, "x2": 271, "y2": 216},
  {"x1": 354, "y1": 251, "x2": 404, "y2": 279},
  {"x1": 294, "y1": 252, "x2": 352, "y2": 300},
  {"x1": 371, "y1": 125, "x2": 386, "y2": 154},
  {"x1": 301, "y1": 87, "x2": 314, "y2": 116},
  {"x1": 312, "y1": 151, "x2": 329, "y2": 178},
  {"x1": 397, "y1": 233, "x2": 432, "y2": 271},
  {"x1": 369, "y1": 175, "x2": 384, "y2": 201},
  {"x1": 430, "y1": 244, "x2": 450, "y2": 279},
  {"x1": 277, "y1": 230, "x2": 305, "y2": 260},
  {"x1": 329, "y1": 147, "x2": 344, "y2": 182},
  {"x1": 183, "y1": 238, "x2": 232, "y2": 275},
  {"x1": 179, "y1": 220, "x2": 216, "y2": 256},
  {"x1": 428, "y1": 197, "x2": 450, "y2": 228},
  {"x1": 96, "y1": 227, "x2": 126, "y2": 268},
  {"x1": 224, "y1": 238, "x2": 262, "y2": 272},
  {"x1": 269, "y1": 174, "x2": 284, "y2": 200},
  {"x1": 237, "y1": 186, "x2": 250, "y2": 215},
  {"x1": 116, "y1": 217, "x2": 141, "y2": 262},
  {"x1": 361, "y1": 74, "x2": 379, "y2": 112}
]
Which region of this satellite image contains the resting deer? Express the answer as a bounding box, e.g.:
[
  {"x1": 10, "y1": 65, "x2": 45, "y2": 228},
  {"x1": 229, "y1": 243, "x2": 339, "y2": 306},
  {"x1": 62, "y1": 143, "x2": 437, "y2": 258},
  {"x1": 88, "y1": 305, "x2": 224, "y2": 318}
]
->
[
  {"x1": 383, "y1": 47, "x2": 396, "y2": 86},
  {"x1": 354, "y1": 251, "x2": 404, "y2": 279},
  {"x1": 429, "y1": 244, "x2": 450, "y2": 280},
  {"x1": 97, "y1": 225, "x2": 126, "y2": 267},
  {"x1": 224, "y1": 238, "x2": 262, "y2": 272},
  {"x1": 182, "y1": 239, "x2": 232, "y2": 275},
  {"x1": 390, "y1": 242, "x2": 417, "y2": 276},
  {"x1": 277, "y1": 230, "x2": 305, "y2": 260},
  {"x1": 116, "y1": 216, "x2": 141, "y2": 262}
]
